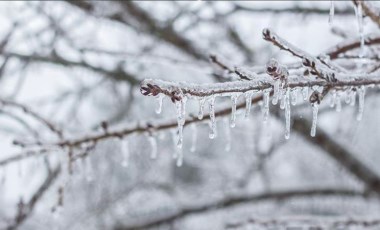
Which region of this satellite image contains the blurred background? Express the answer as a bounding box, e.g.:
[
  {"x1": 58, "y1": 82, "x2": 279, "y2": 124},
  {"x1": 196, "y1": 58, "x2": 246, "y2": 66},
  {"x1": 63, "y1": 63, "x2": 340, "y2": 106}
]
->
[{"x1": 0, "y1": 1, "x2": 380, "y2": 229}]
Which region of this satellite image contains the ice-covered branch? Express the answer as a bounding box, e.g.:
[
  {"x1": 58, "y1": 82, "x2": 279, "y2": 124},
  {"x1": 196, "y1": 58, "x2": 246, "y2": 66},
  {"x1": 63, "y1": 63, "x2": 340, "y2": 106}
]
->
[
  {"x1": 262, "y1": 28, "x2": 336, "y2": 81},
  {"x1": 325, "y1": 34, "x2": 380, "y2": 59},
  {"x1": 141, "y1": 77, "x2": 380, "y2": 101}
]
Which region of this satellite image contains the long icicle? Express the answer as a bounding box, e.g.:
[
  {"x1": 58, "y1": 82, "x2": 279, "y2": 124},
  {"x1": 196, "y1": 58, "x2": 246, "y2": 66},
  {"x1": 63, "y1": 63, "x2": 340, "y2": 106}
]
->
[
  {"x1": 310, "y1": 103, "x2": 319, "y2": 137},
  {"x1": 329, "y1": 0, "x2": 335, "y2": 25},
  {"x1": 357, "y1": 86, "x2": 366, "y2": 121},
  {"x1": 208, "y1": 96, "x2": 217, "y2": 139},
  {"x1": 284, "y1": 88, "x2": 291, "y2": 139}
]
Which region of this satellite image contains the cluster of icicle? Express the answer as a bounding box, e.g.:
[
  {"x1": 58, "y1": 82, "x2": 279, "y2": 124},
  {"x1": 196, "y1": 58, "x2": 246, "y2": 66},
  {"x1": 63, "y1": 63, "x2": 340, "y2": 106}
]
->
[
  {"x1": 151, "y1": 80, "x2": 369, "y2": 159},
  {"x1": 136, "y1": 1, "x2": 373, "y2": 166}
]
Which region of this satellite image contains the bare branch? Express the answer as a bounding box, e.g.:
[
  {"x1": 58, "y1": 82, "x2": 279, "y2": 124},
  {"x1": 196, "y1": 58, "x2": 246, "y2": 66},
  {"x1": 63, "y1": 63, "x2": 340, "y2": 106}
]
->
[
  {"x1": 114, "y1": 188, "x2": 364, "y2": 230},
  {"x1": 6, "y1": 166, "x2": 61, "y2": 230}
]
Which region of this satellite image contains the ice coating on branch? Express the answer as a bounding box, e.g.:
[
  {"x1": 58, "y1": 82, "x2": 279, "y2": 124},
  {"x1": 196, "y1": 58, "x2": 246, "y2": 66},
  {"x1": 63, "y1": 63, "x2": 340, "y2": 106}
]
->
[
  {"x1": 155, "y1": 95, "x2": 164, "y2": 114},
  {"x1": 230, "y1": 94, "x2": 238, "y2": 128},
  {"x1": 198, "y1": 98, "x2": 206, "y2": 120},
  {"x1": 121, "y1": 138, "x2": 129, "y2": 168},
  {"x1": 148, "y1": 135, "x2": 157, "y2": 159},
  {"x1": 263, "y1": 89, "x2": 271, "y2": 122},
  {"x1": 175, "y1": 98, "x2": 187, "y2": 148},
  {"x1": 208, "y1": 96, "x2": 216, "y2": 139},
  {"x1": 190, "y1": 123, "x2": 197, "y2": 152},
  {"x1": 224, "y1": 118, "x2": 231, "y2": 152},
  {"x1": 310, "y1": 103, "x2": 319, "y2": 137},
  {"x1": 141, "y1": 79, "x2": 270, "y2": 100},
  {"x1": 284, "y1": 88, "x2": 291, "y2": 139},
  {"x1": 302, "y1": 86, "x2": 309, "y2": 101},
  {"x1": 329, "y1": 0, "x2": 335, "y2": 25},
  {"x1": 244, "y1": 91, "x2": 253, "y2": 118},
  {"x1": 357, "y1": 86, "x2": 366, "y2": 121}
]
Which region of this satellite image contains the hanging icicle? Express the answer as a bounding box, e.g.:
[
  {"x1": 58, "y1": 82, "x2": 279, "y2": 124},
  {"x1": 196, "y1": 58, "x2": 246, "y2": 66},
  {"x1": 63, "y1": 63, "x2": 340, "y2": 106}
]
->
[
  {"x1": 357, "y1": 86, "x2": 366, "y2": 121},
  {"x1": 354, "y1": 1, "x2": 365, "y2": 56},
  {"x1": 198, "y1": 98, "x2": 206, "y2": 120},
  {"x1": 245, "y1": 91, "x2": 253, "y2": 118},
  {"x1": 284, "y1": 88, "x2": 291, "y2": 139},
  {"x1": 272, "y1": 80, "x2": 280, "y2": 105},
  {"x1": 230, "y1": 94, "x2": 238, "y2": 128},
  {"x1": 310, "y1": 103, "x2": 319, "y2": 137},
  {"x1": 155, "y1": 95, "x2": 164, "y2": 114},
  {"x1": 302, "y1": 87, "x2": 309, "y2": 101},
  {"x1": 208, "y1": 96, "x2": 217, "y2": 139},
  {"x1": 263, "y1": 89, "x2": 271, "y2": 122},
  {"x1": 291, "y1": 88, "x2": 298, "y2": 106},
  {"x1": 175, "y1": 98, "x2": 187, "y2": 148},
  {"x1": 329, "y1": 0, "x2": 335, "y2": 25}
]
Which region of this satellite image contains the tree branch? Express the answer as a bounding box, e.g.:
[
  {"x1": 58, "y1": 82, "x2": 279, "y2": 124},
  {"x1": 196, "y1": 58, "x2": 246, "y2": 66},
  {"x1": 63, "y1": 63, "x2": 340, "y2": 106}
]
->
[{"x1": 114, "y1": 188, "x2": 364, "y2": 230}]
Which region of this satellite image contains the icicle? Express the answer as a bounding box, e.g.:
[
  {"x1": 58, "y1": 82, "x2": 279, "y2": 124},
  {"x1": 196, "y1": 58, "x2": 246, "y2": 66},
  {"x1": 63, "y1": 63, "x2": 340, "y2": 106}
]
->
[
  {"x1": 357, "y1": 86, "x2": 365, "y2": 121},
  {"x1": 263, "y1": 89, "x2": 270, "y2": 122},
  {"x1": 272, "y1": 80, "x2": 280, "y2": 105},
  {"x1": 291, "y1": 88, "x2": 298, "y2": 106},
  {"x1": 329, "y1": 0, "x2": 335, "y2": 25},
  {"x1": 121, "y1": 138, "x2": 129, "y2": 168},
  {"x1": 302, "y1": 87, "x2": 309, "y2": 101},
  {"x1": 244, "y1": 91, "x2": 253, "y2": 118},
  {"x1": 198, "y1": 98, "x2": 206, "y2": 120},
  {"x1": 230, "y1": 94, "x2": 238, "y2": 128},
  {"x1": 284, "y1": 88, "x2": 291, "y2": 139},
  {"x1": 208, "y1": 96, "x2": 216, "y2": 139},
  {"x1": 175, "y1": 98, "x2": 187, "y2": 148},
  {"x1": 155, "y1": 95, "x2": 164, "y2": 114},
  {"x1": 345, "y1": 89, "x2": 352, "y2": 104},
  {"x1": 280, "y1": 88, "x2": 286, "y2": 110},
  {"x1": 355, "y1": 2, "x2": 365, "y2": 56},
  {"x1": 148, "y1": 135, "x2": 157, "y2": 159},
  {"x1": 190, "y1": 123, "x2": 197, "y2": 152},
  {"x1": 310, "y1": 103, "x2": 319, "y2": 137},
  {"x1": 335, "y1": 92, "x2": 342, "y2": 112},
  {"x1": 224, "y1": 118, "x2": 231, "y2": 152},
  {"x1": 350, "y1": 89, "x2": 357, "y2": 106}
]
